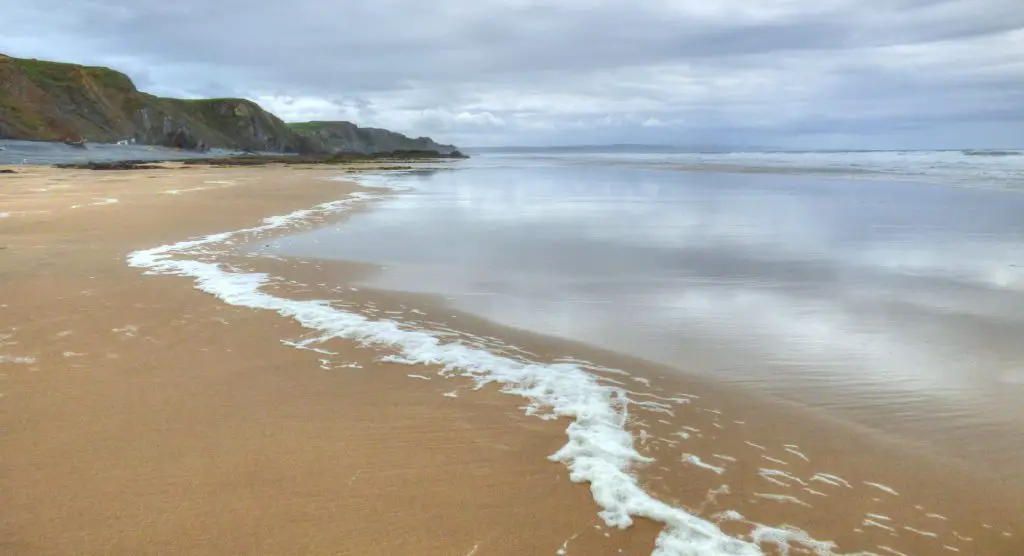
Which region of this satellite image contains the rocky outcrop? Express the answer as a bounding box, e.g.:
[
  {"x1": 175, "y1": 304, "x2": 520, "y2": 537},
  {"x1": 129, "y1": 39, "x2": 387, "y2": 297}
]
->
[
  {"x1": 289, "y1": 121, "x2": 459, "y2": 155},
  {"x1": 129, "y1": 97, "x2": 307, "y2": 152},
  {"x1": 0, "y1": 55, "x2": 456, "y2": 155}
]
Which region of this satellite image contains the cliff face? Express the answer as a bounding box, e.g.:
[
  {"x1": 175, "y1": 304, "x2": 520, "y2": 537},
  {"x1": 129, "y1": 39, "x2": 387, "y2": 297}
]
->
[
  {"x1": 0, "y1": 55, "x2": 307, "y2": 152},
  {"x1": 0, "y1": 55, "x2": 456, "y2": 155},
  {"x1": 289, "y1": 121, "x2": 459, "y2": 155}
]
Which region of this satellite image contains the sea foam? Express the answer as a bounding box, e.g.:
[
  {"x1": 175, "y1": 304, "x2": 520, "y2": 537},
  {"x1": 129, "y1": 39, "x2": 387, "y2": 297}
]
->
[{"x1": 126, "y1": 180, "x2": 861, "y2": 556}]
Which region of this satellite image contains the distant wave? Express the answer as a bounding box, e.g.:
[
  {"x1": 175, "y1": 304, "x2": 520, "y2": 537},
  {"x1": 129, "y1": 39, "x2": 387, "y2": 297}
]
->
[{"x1": 961, "y1": 149, "x2": 1022, "y2": 157}]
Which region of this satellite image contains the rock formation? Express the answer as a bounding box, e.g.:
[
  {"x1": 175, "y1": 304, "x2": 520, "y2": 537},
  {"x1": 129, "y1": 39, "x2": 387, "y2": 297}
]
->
[{"x1": 0, "y1": 54, "x2": 457, "y2": 155}]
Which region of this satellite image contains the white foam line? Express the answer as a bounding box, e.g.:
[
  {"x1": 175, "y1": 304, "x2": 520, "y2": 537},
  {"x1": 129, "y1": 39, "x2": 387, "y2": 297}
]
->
[
  {"x1": 0, "y1": 355, "x2": 36, "y2": 364},
  {"x1": 70, "y1": 197, "x2": 118, "y2": 209},
  {"x1": 682, "y1": 454, "x2": 726, "y2": 474},
  {"x1": 762, "y1": 455, "x2": 788, "y2": 465},
  {"x1": 628, "y1": 391, "x2": 694, "y2": 404},
  {"x1": 877, "y1": 547, "x2": 908, "y2": 556},
  {"x1": 127, "y1": 189, "x2": 860, "y2": 556},
  {"x1": 749, "y1": 526, "x2": 837, "y2": 555},
  {"x1": 903, "y1": 526, "x2": 938, "y2": 538},
  {"x1": 164, "y1": 187, "x2": 209, "y2": 195},
  {"x1": 942, "y1": 546, "x2": 960, "y2": 552},
  {"x1": 712, "y1": 510, "x2": 745, "y2": 523},
  {"x1": 810, "y1": 473, "x2": 852, "y2": 488},
  {"x1": 752, "y1": 493, "x2": 813, "y2": 508},
  {"x1": 280, "y1": 339, "x2": 338, "y2": 355},
  {"x1": 865, "y1": 513, "x2": 891, "y2": 521},
  {"x1": 863, "y1": 519, "x2": 896, "y2": 533},
  {"x1": 407, "y1": 374, "x2": 431, "y2": 380},
  {"x1": 783, "y1": 446, "x2": 810, "y2": 462},
  {"x1": 864, "y1": 482, "x2": 900, "y2": 496},
  {"x1": 633, "y1": 400, "x2": 675, "y2": 414},
  {"x1": 744, "y1": 441, "x2": 767, "y2": 451},
  {"x1": 925, "y1": 513, "x2": 948, "y2": 521},
  {"x1": 758, "y1": 468, "x2": 807, "y2": 487}
]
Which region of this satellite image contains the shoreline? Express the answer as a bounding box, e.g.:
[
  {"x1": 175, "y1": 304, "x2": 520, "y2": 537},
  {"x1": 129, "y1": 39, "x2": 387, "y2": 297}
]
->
[
  {"x1": 2, "y1": 164, "x2": 1020, "y2": 555},
  {"x1": 1, "y1": 164, "x2": 662, "y2": 555},
  {"x1": 230, "y1": 251, "x2": 1023, "y2": 555}
]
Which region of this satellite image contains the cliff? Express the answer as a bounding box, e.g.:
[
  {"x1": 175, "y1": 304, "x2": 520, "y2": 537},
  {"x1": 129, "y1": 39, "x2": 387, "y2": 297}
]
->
[
  {"x1": 0, "y1": 55, "x2": 307, "y2": 152},
  {"x1": 0, "y1": 55, "x2": 457, "y2": 155},
  {"x1": 289, "y1": 121, "x2": 459, "y2": 155}
]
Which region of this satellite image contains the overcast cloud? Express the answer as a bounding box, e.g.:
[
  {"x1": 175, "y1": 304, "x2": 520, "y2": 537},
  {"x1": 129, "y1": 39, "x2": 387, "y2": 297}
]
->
[{"x1": 2, "y1": 0, "x2": 1022, "y2": 148}]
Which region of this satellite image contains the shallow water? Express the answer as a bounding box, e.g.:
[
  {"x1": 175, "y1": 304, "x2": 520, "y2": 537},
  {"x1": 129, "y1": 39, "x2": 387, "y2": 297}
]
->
[
  {"x1": 267, "y1": 156, "x2": 1024, "y2": 479},
  {"x1": 0, "y1": 139, "x2": 244, "y2": 165}
]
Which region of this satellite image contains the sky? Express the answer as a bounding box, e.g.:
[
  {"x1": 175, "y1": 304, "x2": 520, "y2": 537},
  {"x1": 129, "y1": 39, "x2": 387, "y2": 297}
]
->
[{"x1": 1, "y1": 0, "x2": 1022, "y2": 149}]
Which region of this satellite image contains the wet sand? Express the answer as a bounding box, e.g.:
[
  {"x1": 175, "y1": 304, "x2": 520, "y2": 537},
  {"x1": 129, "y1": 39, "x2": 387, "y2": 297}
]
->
[
  {"x1": 1, "y1": 165, "x2": 1020, "y2": 555},
  {"x1": 239, "y1": 255, "x2": 1024, "y2": 556}
]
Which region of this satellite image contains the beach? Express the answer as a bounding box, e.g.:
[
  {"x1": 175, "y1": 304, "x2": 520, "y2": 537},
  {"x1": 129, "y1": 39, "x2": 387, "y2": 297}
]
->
[
  {"x1": 0, "y1": 164, "x2": 657, "y2": 555},
  {"x1": 1, "y1": 161, "x2": 1021, "y2": 555}
]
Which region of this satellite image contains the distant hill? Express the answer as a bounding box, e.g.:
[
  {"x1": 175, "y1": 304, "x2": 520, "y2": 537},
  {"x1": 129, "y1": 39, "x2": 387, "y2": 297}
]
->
[
  {"x1": 289, "y1": 121, "x2": 458, "y2": 155},
  {"x1": 0, "y1": 54, "x2": 456, "y2": 155}
]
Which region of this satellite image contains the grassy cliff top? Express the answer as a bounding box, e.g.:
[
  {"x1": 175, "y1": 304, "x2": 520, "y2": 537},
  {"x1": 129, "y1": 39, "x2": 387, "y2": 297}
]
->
[
  {"x1": 287, "y1": 121, "x2": 354, "y2": 131},
  {"x1": 2, "y1": 55, "x2": 136, "y2": 92}
]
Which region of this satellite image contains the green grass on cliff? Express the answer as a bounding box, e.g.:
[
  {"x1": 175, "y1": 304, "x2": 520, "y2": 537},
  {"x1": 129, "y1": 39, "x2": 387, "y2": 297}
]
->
[
  {"x1": 176, "y1": 98, "x2": 252, "y2": 105},
  {"x1": 12, "y1": 58, "x2": 135, "y2": 92},
  {"x1": 287, "y1": 122, "x2": 326, "y2": 132}
]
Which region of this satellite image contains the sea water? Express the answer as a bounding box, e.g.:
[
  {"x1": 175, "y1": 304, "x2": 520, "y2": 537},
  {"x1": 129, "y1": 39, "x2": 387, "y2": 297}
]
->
[{"x1": 268, "y1": 152, "x2": 1024, "y2": 482}]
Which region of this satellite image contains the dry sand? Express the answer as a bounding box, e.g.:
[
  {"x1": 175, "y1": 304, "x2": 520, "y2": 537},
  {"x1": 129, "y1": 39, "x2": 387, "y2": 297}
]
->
[{"x1": 1, "y1": 164, "x2": 1020, "y2": 555}]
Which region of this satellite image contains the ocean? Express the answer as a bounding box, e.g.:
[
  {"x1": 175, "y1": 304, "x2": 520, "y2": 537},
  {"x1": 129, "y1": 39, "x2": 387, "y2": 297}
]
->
[
  {"x1": 114, "y1": 148, "x2": 1024, "y2": 554},
  {"x1": 267, "y1": 151, "x2": 1024, "y2": 463}
]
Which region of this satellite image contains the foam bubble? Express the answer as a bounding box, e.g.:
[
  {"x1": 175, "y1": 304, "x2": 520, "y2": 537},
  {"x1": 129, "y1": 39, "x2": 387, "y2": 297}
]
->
[{"x1": 683, "y1": 454, "x2": 726, "y2": 474}]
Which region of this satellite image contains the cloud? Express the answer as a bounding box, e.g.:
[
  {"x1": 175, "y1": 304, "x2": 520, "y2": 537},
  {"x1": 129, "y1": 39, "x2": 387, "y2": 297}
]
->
[{"x1": 1, "y1": 0, "x2": 1021, "y2": 147}]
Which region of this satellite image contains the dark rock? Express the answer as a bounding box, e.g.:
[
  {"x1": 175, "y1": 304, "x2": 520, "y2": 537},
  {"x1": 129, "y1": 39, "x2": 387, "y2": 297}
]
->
[
  {"x1": 54, "y1": 161, "x2": 164, "y2": 171},
  {"x1": 288, "y1": 121, "x2": 460, "y2": 155}
]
